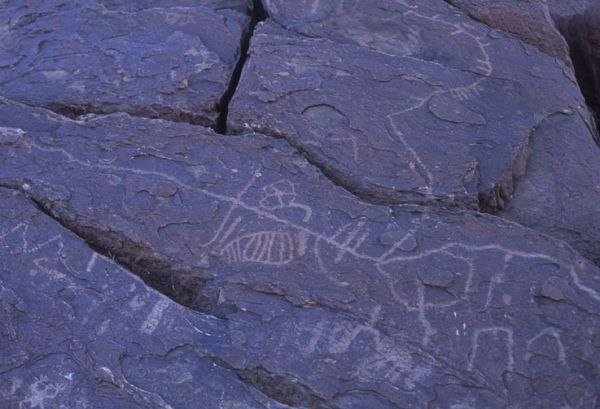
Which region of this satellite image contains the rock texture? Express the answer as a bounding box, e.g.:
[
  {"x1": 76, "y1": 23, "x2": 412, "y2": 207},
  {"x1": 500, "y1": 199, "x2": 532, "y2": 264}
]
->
[
  {"x1": 2, "y1": 0, "x2": 600, "y2": 408},
  {"x1": 439, "y1": 0, "x2": 600, "y2": 265},
  {"x1": 445, "y1": 0, "x2": 568, "y2": 60},
  {"x1": 0, "y1": 188, "x2": 281, "y2": 409},
  {"x1": 229, "y1": 0, "x2": 600, "y2": 265},
  {"x1": 445, "y1": 0, "x2": 597, "y2": 60},
  {"x1": 2, "y1": 100, "x2": 600, "y2": 407},
  {"x1": 0, "y1": 0, "x2": 252, "y2": 128},
  {"x1": 231, "y1": 1, "x2": 583, "y2": 211}
]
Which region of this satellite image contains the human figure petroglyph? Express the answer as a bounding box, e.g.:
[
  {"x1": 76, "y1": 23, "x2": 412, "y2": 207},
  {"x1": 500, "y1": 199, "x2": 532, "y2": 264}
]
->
[
  {"x1": 376, "y1": 249, "x2": 473, "y2": 346},
  {"x1": 299, "y1": 306, "x2": 431, "y2": 388},
  {"x1": 468, "y1": 327, "x2": 514, "y2": 372},
  {"x1": 525, "y1": 328, "x2": 567, "y2": 365}
]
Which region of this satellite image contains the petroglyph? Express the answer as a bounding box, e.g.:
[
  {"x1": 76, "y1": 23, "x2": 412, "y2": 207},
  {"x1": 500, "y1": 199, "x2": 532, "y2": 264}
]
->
[
  {"x1": 85, "y1": 253, "x2": 99, "y2": 273},
  {"x1": 221, "y1": 231, "x2": 297, "y2": 266},
  {"x1": 329, "y1": 220, "x2": 370, "y2": 263},
  {"x1": 2, "y1": 0, "x2": 600, "y2": 405},
  {"x1": 259, "y1": 180, "x2": 312, "y2": 222},
  {"x1": 0, "y1": 283, "x2": 25, "y2": 340},
  {"x1": 19, "y1": 375, "x2": 67, "y2": 409},
  {"x1": 380, "y1": 6, "x2": 494, "y2": 196},
  {"x1": 468, "y1": 327, "x2": 514, "y2": 372},
  {"x1": 525, "y1": 328, "x2": 567, "y2": 365},
  {"x1": 140, "y1": 298, "x2": 170, "y2": 334},
  {"x1": 8, "y1": 138, "x2": 600, "y2": 314},
  {"x1": 484, "y1": 254, "x2": 512, "y2": 309},
  {"x1": 300, "y1": 306, "x2": 431, "y2": 389}
]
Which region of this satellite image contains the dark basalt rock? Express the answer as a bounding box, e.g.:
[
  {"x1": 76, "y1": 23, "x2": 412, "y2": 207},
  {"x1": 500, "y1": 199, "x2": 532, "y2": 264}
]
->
[
  {"x1": 229, "y1": 0, "x2": 600, "y2": 267},
  {"x1": 229, "y1": 2, "x2": 587, "y2": 211},
  {"x1": 440, "y1": 1, "x2": 600, "y2": 265},
  {"x1": 0, "y1": 188, "x2": 282, "y2": 409},
  {"x1": 1, "y1": 100, "x2": 600, "y2": 407},
  {"x1": 2, "y1": 0, "x2": 600, "y2": 407},
  {"x1": 444, "y1": 0, "x2": 570, "y2": 60},
  {"x1": 0, "y1": 0, "x2": 251, "y2": 128}
]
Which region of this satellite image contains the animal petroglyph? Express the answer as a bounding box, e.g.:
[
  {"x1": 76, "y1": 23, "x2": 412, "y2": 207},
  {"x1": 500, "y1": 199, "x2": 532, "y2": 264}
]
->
[
  {"x1": 220, "y1": 230, "x2": 306, "y2": 266},
  {"x1": 7, "y1": 138, "x2": 600, "y2": 389},
  {"x1": 379, "y1": 6, "x2": 494, "y2": 196}
]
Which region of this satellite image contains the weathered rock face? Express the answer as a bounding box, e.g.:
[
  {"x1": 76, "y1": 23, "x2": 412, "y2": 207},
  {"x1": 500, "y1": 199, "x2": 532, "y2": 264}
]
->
[
  {"x1": 2, "y1": 100, "x2": 600, "y2": 407},
  {"x1": 0, "y1": 188, "x2": 280, "y2": 409},
  {"x1": 498, "y1": 111, "x2": 600, "y2": 265},
  {"x1": 228, "y1": 0, "x2": 600, "y2": 265},
  {"x1": 445, "y1": 0, "x2": 600, "y2": 139},
  {"x1": 229, "y1": 3, "x2": 585, "y2": 211},
  {"x1": 2, "y1": 0, "x2": 600, "y2": 407},
  {"x1": 445, "y1": 0, "x2": 569, "y2": 60},
  {"x1": 445, "y1": 0, "x2": 598, "y2": 61},
  {"x1": 438, "y1": 0, "x2": 600, "y2": 265},
  {"x1": 0, "y1": 0, "x2": 251, "y2": 128}
]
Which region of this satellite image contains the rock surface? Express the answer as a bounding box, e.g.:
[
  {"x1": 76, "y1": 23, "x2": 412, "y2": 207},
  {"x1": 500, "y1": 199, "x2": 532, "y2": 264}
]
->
[
  {"x1": 229, "y1": 0, "x2": 600, "y2": 265},
  {"x1": 2, "y1": 99, "x2": 600, "y2": 407},
  {"x1": 0, "y1": 188, "x2": 281, "y2": 409},
  {"x1": 229, "y1": 2, "x2": 581, "y2": 210},
  {"x1": 0, "y1": 0, "x2": 251, "y2": 128},
  {"x1": 440, "y1": 0, "x2": 600, "y2": 265},
  {"x1": 445, "y1": 0, "x2": 567, "y2": 60},
  {"x1": 2, "y1": 0, "x2": 600, "y2": 407}
]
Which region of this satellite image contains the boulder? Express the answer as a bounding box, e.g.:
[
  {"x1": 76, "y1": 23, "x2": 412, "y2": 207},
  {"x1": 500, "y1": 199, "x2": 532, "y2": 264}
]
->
[{"x1": 1, "y1": 100, "x2": 600, "y2": 406}]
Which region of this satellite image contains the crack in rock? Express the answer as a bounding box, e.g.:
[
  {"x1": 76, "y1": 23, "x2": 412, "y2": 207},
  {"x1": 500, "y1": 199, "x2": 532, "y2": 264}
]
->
[
  {"x1": 554, "y1": 5, "x2": 600, "y2": 140},
  {"x1": 235, "y1": 365, "x2": 331, "y2": 409},
  {"x1": 25, "y1": 191, "x2": 209, "y2": 310},
  {"x1": 216, "y1": 0, "x2": 268, "y2": 134}
]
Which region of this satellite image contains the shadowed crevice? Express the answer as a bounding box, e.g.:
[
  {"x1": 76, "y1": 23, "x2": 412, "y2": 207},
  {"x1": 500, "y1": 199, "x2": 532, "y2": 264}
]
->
[
  {"x1": 206, "y1": 357, "x2": 332, "y2": 409},
  {"x1": 24, "y1": 193, "x2": 210, "y2": 311},
  {"x1": 215, "y1": 0, "x2": 268, "y2": 134},
  {"x1": 45, "y1": 102, "x2": 215, "y2": 128},
  {"x1": 554, "y1": 6, "x2": 600, "y2": 141}
]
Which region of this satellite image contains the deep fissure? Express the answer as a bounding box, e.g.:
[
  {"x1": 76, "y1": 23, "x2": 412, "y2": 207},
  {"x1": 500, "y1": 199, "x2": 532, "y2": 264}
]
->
[
  {"x1": 45, "y1": 102, "x2": 214, "y2": 128},
  {"x1": 26, "y1": 193, "x2": 210, "y2": 312},
  {"x1": 207, "y1": 357, "x2": 331, "y2": 409},
  {"x1": 554, "y1": 7, "x2": 600, "y2": 140},
  {"x1": 215, "y1": 0, "x2": 268, "y2": 134}
]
